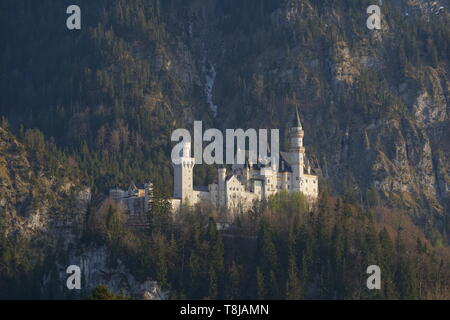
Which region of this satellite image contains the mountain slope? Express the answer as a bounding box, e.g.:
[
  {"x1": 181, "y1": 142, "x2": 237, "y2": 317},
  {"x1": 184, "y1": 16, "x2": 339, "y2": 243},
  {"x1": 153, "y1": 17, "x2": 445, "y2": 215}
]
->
[{"x1": 0, "y1": 0, "x2": 448, "y2": 238}]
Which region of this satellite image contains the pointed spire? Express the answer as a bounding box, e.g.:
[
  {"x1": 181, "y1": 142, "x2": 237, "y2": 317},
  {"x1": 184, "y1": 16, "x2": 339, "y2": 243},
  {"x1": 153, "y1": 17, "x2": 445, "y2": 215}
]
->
[{"x1": 292, "y1": 106, "x2": 302, "y2": 129}]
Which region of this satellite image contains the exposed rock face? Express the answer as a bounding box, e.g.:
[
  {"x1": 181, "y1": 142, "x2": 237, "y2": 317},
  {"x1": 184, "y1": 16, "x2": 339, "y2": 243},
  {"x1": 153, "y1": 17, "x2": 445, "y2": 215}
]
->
[
  {"x1": 0, "y1": 0, "x2": 449, "y2": 298},
  {"x1": 0, "y1": 128, "x2": 81, "y2": 244},
  {"x1": 332, "y1": 41, "x2": 360, "y2": 85},
  {"x1": 61, "y1": 0, "x2": 449, "y2": 224},
  {"x1": 54, "y1": 246, "x2": 167, "y2": 300},
  {"x1": 0, "y1": 128, "x2": 164, "y2": 299},
  {"x1": 2, "y1": 1, "x2": 448, "y2": 223},
  {"x1": 173, "y1": 0, "x2": 449, "y2": 223}
]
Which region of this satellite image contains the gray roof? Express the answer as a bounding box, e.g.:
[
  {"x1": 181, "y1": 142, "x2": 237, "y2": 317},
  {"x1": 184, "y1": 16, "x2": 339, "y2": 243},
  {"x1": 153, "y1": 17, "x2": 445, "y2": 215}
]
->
[
  {"x1": 279, "y1": 154, "x2": 292, "y2": 173},
  {"x1": 193, "y1": 186, "x2": 209, "y2": 192},
  {"x1": 292, "y1": 106, "x2": 303, "y2": 128}
]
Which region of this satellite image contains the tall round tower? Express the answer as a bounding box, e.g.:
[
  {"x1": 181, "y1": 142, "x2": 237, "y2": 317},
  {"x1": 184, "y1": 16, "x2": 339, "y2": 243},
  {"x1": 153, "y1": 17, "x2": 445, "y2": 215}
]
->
[
  {"x1": 289, "y1": 107, "x2": 305, "y2": 191},
  {"x1": 173, "y1": 141, "x2": 195, "y2": 204},
  {"x1": 218, "y1": 166, "x2": 227, "y2": 208}
]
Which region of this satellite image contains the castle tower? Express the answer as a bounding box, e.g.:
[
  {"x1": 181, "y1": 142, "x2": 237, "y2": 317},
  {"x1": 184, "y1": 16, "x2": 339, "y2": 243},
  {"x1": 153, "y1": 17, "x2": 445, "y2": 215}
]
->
[
  {"x1": 144, "y1": 182, "x2": 153, "y2": 213},
  {"x1": 173, "y1": 142, "x2": 195, "y2": 204},
  {"x1": 218, "y1": 166, "x2": 227, "y2": 208},
  {"x1": 243, "y1": 162, "x2": 250, "y2": 189},
  {"x1": 289, "y1": 107, "x2": 305, "y2": 192}
]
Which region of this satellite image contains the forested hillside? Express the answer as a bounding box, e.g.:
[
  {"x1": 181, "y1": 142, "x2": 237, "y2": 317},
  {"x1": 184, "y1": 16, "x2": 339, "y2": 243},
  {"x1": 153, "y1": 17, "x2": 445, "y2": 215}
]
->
[
  {"x1": 144, "y1": 192, "x2": 450, "y2": 299},
  {"x1": 0, "y1": 0, "x2": 449, "y2": 299}
]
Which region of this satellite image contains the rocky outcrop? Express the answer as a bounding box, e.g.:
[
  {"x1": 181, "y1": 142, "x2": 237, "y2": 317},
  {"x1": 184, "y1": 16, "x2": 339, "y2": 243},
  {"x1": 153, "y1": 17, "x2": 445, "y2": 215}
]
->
[
  {"x1": 0, "y1": 127, "x2": 164, "y2": 299},
  {"x1": 192, "y1": 0, "x2": 450, "y2": 221},
  {"x1": 0, "y1": 127, "x2": 86, "y2": 249},
  {"x1": 53, "y1": 246, "x2": 167, "y2": 300}
]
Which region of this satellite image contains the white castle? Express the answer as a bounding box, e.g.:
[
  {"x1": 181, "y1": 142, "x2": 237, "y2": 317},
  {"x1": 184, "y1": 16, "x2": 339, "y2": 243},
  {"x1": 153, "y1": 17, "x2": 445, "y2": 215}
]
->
[{"x1": 170, "y1": 109, "x2": 318, "y2": 214}]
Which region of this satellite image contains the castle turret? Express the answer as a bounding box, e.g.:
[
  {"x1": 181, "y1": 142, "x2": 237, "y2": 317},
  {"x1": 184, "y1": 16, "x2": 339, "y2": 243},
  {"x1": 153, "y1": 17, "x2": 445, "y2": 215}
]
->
[
  {"x1": 243, "y1": 162, "x2": 250, "y2": 189},
  {"x1": 218, "y1": 166, "x2": 227, "y2": 208},
  {"x1": 173, "y1": 142, "x2": 195, "y2": 204},
  {"x1": 289, "y1": 107, "x2": 305, "y2": 191}
]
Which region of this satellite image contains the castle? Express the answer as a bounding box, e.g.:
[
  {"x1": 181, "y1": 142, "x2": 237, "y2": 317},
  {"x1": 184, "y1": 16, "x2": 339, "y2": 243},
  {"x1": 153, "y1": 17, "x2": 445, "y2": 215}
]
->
[
  {"x1": 110, "y1": 182, "x2": 153, "y2": 215},
  {"x1": 170, "y1": 109, "x2": 318, "y2": 214}
]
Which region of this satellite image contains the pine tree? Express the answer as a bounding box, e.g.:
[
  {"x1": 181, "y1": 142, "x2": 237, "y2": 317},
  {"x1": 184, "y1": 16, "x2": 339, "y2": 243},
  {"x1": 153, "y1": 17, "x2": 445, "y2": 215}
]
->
[
  {"x1": 154, "y1": 233, "x2": 168, "y2": 289},
  {"x1": 396, "y1": 257, "x2": 418, "y2": 299},
  {"x1": 205, "y1": 217, "x2": 224, "y2": 298},
  {"x1": 207, "y1": 265, "x2": 218, "y2": 299},
  {"x1": 257, "y1": 220, "x2": 278, "y2": 275},
  {"x1": 256, "y1": 267, "x2": 266, "y2": 299},
  {"x1": 285, "y1": 253, "x2": 302, "y2": 299},
  {"x1": 225, "y1": 262, "x2": 241, "y2": 299}
]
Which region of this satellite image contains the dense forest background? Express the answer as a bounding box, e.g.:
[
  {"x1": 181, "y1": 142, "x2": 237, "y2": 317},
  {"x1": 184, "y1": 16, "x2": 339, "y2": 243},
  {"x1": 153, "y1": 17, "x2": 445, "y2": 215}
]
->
[
  {"x1": 1, "y1": 188, "x2": 449, "y2": 299},
  {"x1": 0, "y1": 0, "x2": 449, "y2": 299}
]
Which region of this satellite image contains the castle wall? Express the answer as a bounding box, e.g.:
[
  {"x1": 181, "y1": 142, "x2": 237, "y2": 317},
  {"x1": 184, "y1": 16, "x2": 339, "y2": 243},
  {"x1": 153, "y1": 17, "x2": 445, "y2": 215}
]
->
[
  {"x1": 170, "y1": 119, "x2": 318, "y2": 215},
  {"x1": 276, "y1": 172, "x2": 288, "y2": 191},
  {"x1": 192, "y1": 190, "x2": 210, "y2": 203},
  {"x1": 208, "y1": 184, "x2": 219, "y2": 206},
  {"x1": 301, "y1": 174, "x2": 319, "y2": 199}
]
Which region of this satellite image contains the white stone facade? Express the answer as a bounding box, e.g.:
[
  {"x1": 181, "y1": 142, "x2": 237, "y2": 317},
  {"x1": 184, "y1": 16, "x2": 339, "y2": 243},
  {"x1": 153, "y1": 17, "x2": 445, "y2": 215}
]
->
[{"x1": 171, "y1": 111, "x2": 318, "y2": 214}]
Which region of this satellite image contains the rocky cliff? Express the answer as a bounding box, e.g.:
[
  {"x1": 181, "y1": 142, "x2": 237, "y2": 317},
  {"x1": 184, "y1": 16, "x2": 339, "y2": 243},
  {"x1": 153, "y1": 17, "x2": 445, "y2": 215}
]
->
[
  {"x1": 0, "y1": 127, "x2": 164, "y2": 299},
  {"x1": 2, "y1": 1, "x2": 447, "y2": 220},
  {"x1": 0, "y1": 0, "x2": 449, "y2": 299},
  {"x1": 143, "y1": 0, "x2": 450, "y2": 228},
  {"x1": 0, "y1": 127, "x2": 85, "y2": 246}
]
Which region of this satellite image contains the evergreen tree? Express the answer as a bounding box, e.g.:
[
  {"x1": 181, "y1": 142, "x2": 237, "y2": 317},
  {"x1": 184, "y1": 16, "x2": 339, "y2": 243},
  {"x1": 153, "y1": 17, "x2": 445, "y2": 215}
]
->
[
  {"x1": 255, "y1": 267, "x2": 266, "y2": 299},
  {"x1": 285, "y1": 253, "x2": 302, "y2": 300}
]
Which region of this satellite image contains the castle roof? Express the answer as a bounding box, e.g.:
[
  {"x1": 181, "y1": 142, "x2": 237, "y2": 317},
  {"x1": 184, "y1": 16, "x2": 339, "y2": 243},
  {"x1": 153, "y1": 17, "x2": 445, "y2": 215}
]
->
[
  {"x1": 292, "y1": 106, "x2": 303, "y2": 129},
  {"x1": 193, "y1": 186, "x2": 209, "y2": 192},
  {"x1": 226, "y1": 174, "x2": 237, "y2": 181},
  {"x1": 278, "y1": 154, "x2": 292, "y2": 173},
  {"x1": 128, "y1": 182, "x2": 138, "y2": 192}
]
